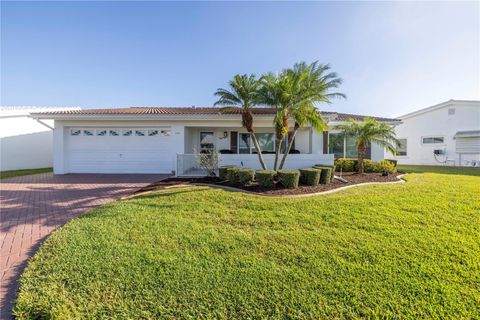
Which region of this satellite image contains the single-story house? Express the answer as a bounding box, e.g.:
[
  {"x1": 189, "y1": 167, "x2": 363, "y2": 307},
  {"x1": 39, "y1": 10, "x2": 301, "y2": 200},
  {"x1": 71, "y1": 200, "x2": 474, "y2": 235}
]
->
[
  {"x1": 391, "y1": 100, "x2": 480, "y2": 166},
  {"x1": 30, "y1": 107, "x2": 400, "y2": 175}
]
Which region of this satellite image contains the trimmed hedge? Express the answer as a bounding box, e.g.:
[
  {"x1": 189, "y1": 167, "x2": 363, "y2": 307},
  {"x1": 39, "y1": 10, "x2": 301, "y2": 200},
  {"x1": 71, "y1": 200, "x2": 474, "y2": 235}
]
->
[
  {"x1": 226, "y1": 167, "x2": 240, "y2": 184},
  {"x1": 315, "y1": 164, "x2": 336, "y2": 180},
  {"x1": 237, "y1": 168, "x2": 255, "y2": 186},
  {"x1": 319, "y1": 168, "x2": 332, "y2": 184},
  {"x1": 255, "y1": 170, "x2": 276, "y2": 188},
  {"x1": 277, "y1": 170, "x2": 300, "y2": 189},
  {"x1": 334, "y1": 158, "x2": 357, "y2": 172},
  {"x1": 299, "y1": 168, "x2": 321, "y2": 186},
  {"x1": 219, "y1": 166, "x2": 235, "y2": 180}
]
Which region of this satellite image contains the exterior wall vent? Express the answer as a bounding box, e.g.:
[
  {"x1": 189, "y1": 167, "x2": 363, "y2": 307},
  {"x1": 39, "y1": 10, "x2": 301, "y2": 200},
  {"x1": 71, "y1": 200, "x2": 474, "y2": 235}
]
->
[{"x1": 448, "y1": 108, "x2": 455, "y2": 115}]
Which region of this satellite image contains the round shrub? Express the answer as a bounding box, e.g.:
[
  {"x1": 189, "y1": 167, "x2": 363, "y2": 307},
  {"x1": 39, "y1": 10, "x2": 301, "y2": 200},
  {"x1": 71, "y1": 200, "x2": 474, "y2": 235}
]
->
[
  {"x1": 384, "y1": 159, "x2": 398, "y2": 168},
  {"x1": 255, "y1": 170, "x2": 276, "y2": 188},
  {"x1": 236, "y1": 168, "x2": 255, "y2": 186},
  {"x1": 334, "y1": 158, "x2": 357, "y2": 172},
  {"x1": 363, "y1": 159, "x2": 379, "y2": 173},
  {"x1": 379, "y1": 160, "x2": 396, "y2": 174},
  {"x1": 226, "y1": 167, "x2": 240, "y2": 184},
  {"x1": 277, "y1": 170, "x2": 300, "y2": 189},
  {"x1": 299, "y1": 168, "x2": 321, "y2": 186},
  {"x1": 219, "y1": 166, "x2": 235, "y2": 180}
]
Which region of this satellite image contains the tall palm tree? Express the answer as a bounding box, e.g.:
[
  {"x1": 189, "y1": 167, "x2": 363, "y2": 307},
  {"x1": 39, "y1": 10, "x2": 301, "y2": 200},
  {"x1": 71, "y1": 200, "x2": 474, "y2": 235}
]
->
[
  {"x1": 214, "y1": 74, "x2": 268, "y2": 169},
  {"x1": 257, "y1": 72, "x2": 292, "y2": 170},
  {"x1": 278, "y1": 62, "x2": 345, "y2": 169},
  {"x1": 334, "y1": 118, "x2": 400, "y2": 174}
]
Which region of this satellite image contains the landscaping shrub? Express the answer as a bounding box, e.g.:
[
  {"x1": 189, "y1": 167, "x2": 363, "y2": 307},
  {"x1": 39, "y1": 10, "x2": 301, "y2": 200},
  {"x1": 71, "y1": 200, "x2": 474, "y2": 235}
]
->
[
  {"x1": 219, "y1": 166, "x2": 235, "y2": 180},
  {"x1": 236, "y1": 168, "x2": 255, "y2": 186},
  {"x1": 379, "y1": 160, "x2": 396, "y2": 174},
  {"x1": 363, "y1": 159, "x2": 379, "y2": 173},
  {"x1": 277, "y1": 170, "x2": 300, "y2": 189},
  {"x1": 226, "y1": 167, "x2": 240, "y2": 184},
  {"x1": 319, "y1": 167, "x2": 332, "y2": 184},
  {"x1": 255, "y1": 170, "x2": 276, "y2": 188},
  {"x1": 334, "y1": 158, "x2": 357, "y2": 172},
  {"x1": 315, "y1": 164, "x2": 336, "y2": 180},
  {"x1": 385, "y1": 159, "x2": 398, "y2": 168},
  {"x1": 299, "y1": 168, "x2": 321, "y2": 186}
]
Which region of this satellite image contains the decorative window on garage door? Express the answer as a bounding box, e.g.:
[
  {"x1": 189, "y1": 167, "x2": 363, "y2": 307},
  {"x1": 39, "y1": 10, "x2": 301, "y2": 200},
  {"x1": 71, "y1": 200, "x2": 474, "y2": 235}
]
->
[
  {"x1": 109, "y1": 129, "x2": 120, "y2": 136},
  {"x1": 96, "y1": 129, "x2": 107, "y2": 136},
  {"x1": 83, "y1": 129, "x2": 94, "y2": 136},
  {"x1": 122, "y1": 130, "x2": 133, "y2": 136},
  {"x1": 70, "y1": 129, "x2": 81, "y2": 136}
]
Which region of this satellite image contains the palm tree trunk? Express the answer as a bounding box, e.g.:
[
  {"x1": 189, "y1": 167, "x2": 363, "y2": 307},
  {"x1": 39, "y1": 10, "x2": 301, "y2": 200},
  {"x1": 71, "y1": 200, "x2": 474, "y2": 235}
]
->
[
  {"x1": 357, "y1": 143, "x2": 366, "y2": 174},
  {"x1": 273, "y1": 138, "x2": 283, "y2": 170},
  {"x1": 251, "y1": 133, "x2": 267, "y2": 170},
  {"x1": 243, "y1": 111, "x2": 267, "y2": 170},
  {"x1": 278, "y1": 125, "x2": 299, "y2": 170}
]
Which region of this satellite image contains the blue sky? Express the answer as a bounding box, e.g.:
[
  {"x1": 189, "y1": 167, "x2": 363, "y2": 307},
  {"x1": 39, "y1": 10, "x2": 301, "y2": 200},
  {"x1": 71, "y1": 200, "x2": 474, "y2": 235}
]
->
[{"x1": 1, "y1": 1, "x2": 479, "y2": 117}]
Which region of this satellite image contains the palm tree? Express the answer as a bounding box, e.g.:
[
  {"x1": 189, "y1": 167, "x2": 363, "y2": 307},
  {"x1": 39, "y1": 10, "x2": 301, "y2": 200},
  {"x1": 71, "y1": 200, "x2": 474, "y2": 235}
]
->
[
  {"x1": 278, "y1": 62, "x2": 345, "y2": 169},
  {"x1": 214, "y1": 74, "x2": 268, "y2": 169},
  {"x1": 257, "y1": 72, "x2": 292, "y2": 170},
  {"x1": 334, "y1": 118, "x2": 400, "y2": 174}
]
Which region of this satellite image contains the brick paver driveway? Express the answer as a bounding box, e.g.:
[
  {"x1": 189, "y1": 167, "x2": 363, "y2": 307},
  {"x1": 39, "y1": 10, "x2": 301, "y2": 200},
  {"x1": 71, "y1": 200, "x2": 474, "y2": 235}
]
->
[{"x1": 0, "y1": 173, "x2": 169, "y2": 319}]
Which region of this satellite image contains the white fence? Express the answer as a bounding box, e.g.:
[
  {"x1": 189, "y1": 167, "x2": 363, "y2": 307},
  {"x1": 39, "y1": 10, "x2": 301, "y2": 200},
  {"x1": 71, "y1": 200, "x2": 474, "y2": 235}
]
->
[{"x1": 176, "y1": 153, "x2": 334, "y2": 176}]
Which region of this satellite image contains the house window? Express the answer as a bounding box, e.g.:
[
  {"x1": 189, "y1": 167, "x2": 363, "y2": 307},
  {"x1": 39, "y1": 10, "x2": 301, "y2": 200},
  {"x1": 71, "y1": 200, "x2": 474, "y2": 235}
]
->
[
  {"x1": 328, "y1": 133, "x2": 344, "y2": 158},
  {"x1": 135, "y1": 130, "x2": 146, "y2": 136},
  {"x1": 422, "y1": 136, "x2": 444, "y2": 144},
  {"x1": 96, "y1": 129, "x2": 107, "y2": 136},
  {"x1": 397, "y1": 139, "x2": 407, "y2": 156},
  {"x1": 238, "y1": 133, "x2": 277, "y2": 154},
  {"x1": 200, "y1": 132, "x2": 215, "y2": 152},
  {"x1": 70, "y1": 129, "x2": 81, "y2": 136},
  {"x1": 345, "y1": 136, "x2": 358, "y2": 158},
  {"x1": 83, "y1": 129, "x2": 94, "y2": 136},
  {"x1": 109, "y1": 129, "x2": 120, "y2": 136},
  {"x1": 148, "y1": 129, "x2": 159, "y2": 136},
  {"x1": 122, "y1": 130, "x2": 133, "y2": 136}
]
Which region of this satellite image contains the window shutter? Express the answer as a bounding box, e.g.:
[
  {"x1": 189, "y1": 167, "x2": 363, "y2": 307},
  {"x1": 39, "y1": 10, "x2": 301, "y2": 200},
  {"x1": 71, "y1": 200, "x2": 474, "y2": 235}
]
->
[{"x1": 230, "y1": 131, "x2": 238, "y2": 153}]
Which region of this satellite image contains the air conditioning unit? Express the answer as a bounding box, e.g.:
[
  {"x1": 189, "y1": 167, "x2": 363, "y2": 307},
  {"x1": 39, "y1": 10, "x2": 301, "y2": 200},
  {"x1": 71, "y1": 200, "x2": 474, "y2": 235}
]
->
[{"x1": 433, "y1": 149, "x2": 444, "y2": 155}]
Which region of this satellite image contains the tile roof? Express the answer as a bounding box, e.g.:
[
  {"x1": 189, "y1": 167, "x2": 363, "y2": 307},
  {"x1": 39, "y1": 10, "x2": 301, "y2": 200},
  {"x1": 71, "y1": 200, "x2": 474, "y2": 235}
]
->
[{"x1": 31, "y1": 107, "x2": 399, "y2": 122}]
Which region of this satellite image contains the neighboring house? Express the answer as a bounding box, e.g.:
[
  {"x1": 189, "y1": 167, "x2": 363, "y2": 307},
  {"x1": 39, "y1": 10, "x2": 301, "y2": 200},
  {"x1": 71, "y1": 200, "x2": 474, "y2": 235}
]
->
[
  {"x1": 30, "y1": 107, "x2": 399, "y2": 175},
  {"x1": 391, "y1": 100, "x2": 480, "y2": 166},
  {"x1": 0, "y1": 107, "x2": 80, "y2": 171}
]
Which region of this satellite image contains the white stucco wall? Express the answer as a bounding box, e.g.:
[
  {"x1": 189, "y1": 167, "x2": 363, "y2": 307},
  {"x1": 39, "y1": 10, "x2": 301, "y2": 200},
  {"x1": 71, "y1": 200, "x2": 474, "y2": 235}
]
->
[
  {"x1": 392, "y1": 101, "x2": 480, "y2": 166},
  {"x1": 0, "y1": 107, "x2": 79, "y2": 171},
  {"x1": 51, "y1": 117, "x2": 326, "y2": 174}
]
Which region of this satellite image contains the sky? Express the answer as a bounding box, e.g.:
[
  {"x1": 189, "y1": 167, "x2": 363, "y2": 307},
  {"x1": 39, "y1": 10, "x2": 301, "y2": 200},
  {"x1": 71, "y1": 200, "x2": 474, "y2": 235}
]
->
[{"x1": 1, "y1": 1, "x2": 479, "y2": 117}]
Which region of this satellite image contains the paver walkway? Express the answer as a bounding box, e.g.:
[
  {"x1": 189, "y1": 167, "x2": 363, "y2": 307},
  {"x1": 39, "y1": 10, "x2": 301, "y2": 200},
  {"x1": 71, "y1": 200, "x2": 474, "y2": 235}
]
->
[{"x1": 0, "y1": 173, "x2": 168, "y2": 319}]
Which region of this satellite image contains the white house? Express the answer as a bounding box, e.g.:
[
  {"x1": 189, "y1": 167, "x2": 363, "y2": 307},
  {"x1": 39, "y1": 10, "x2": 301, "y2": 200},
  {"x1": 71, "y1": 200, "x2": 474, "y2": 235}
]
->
[
  {"x1": 30, "y1": 107, "x2": 399, "y2": 175},
  {"x1": 392, "y1": 100, "x2": 480, "y2": 166},
  {"x1": 0, "y1": 107, "x2": 80, "y2": 171}
]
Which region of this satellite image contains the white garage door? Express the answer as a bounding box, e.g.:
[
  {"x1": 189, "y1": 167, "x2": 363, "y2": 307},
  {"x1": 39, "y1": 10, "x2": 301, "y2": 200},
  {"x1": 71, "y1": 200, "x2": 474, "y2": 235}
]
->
[{"x1": 66, "y1": 127, "x2": 173, "y2": 173}]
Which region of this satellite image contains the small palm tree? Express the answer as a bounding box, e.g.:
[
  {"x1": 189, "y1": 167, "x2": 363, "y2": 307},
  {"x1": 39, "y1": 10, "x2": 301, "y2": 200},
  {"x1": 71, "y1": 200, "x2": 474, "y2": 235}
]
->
[
  {"x1": 334, "y1": 118, "x2": 400, "y2": 174},
  {"x1": 214, "y1": 74, "x2": 268, "y2": 169},
  {"x1": 278, "y1": 62, "x2": 345, "y2": 169}
]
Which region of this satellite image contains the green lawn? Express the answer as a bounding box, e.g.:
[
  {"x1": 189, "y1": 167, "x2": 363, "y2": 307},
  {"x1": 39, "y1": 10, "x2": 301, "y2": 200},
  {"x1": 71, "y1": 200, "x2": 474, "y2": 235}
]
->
[
  {"x1": 0, "y1": 167, "x2": 52, "y2": 180},
  {"x1": 14, "y1": 169, "x2": 480, "y2": 319},
  {"x1": 398, "y1": 164, "x2": 480, "y2": 176}
]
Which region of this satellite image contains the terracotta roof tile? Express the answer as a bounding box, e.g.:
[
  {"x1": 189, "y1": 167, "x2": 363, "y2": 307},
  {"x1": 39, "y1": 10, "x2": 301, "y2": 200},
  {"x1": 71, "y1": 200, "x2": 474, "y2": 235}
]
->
[{"x1": 32, "y1": 107, "x2": 399, "y2": 122}]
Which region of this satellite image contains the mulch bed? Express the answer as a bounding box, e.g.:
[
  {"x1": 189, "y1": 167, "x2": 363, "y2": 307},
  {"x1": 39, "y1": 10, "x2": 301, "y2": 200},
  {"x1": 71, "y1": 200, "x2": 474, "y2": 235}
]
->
[{"x1": 133, "y1": 172, "x2": 403, "y2": 197}]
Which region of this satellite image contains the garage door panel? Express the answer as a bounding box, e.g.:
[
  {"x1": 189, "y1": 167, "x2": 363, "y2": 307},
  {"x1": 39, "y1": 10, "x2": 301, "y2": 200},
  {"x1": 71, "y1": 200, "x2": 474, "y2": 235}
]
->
[{"x1": 66, "y1": 127, "x2": 174, "y2": 173}]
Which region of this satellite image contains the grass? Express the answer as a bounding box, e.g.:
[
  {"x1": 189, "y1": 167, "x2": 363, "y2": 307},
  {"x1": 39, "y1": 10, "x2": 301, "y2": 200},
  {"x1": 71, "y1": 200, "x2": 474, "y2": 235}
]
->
[
  {"x1": 0, "y1": 167, "x2": 52, "y2": 180},
  {"x1": 14, "y1": 169, "x2": 480, "y2": 319},
  {"x1": 397, "y1": 164, "x2": 480, "y2": 176}
]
